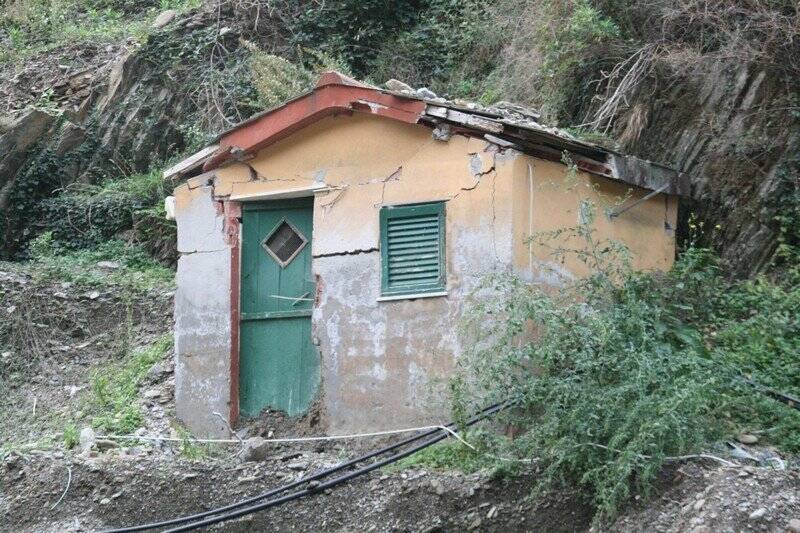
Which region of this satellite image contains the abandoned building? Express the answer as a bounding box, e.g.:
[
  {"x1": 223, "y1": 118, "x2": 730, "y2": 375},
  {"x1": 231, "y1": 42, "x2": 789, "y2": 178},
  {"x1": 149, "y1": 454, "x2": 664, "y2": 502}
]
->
[{"x1": 165, "y1": 71, "x2": 688, "y2": 437}]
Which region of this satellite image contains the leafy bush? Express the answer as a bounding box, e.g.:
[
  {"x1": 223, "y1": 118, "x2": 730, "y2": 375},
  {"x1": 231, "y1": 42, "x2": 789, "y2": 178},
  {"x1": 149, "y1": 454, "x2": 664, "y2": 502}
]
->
[
  {"x1": 286, "y1": 0, "x2": 422, "y2": 77},
  {"x1": 264, "y1": 0, "x2": 488, "y2": 93},
  {"x1": 453, "y1": 214, "x2": 800, "y2": 521},
  {"x1": 367, "y1": 0, "x2": 490, "y2": 92}
]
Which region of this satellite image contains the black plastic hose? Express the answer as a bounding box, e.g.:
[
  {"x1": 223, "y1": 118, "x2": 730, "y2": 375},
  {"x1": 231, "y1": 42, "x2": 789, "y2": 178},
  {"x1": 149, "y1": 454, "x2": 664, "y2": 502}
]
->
[
  {"x1": 166, "y1": 401, "x2": 509, "y2": 532},
  {"x1": 104, "y1": 400, "x2": 510, "y2": 533}
]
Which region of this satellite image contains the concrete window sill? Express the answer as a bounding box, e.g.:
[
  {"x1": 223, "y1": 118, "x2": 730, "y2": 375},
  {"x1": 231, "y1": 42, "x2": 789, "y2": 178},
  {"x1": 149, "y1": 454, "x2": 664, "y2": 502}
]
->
[{"x1": 377, "y1": 291, "x2": 448, "y2": 302}]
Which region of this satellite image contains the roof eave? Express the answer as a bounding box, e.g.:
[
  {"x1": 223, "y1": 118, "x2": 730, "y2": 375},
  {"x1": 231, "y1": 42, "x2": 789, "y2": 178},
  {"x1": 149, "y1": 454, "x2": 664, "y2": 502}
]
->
[
  {"x1": 201, "y1": 82, "x2": 426, "y2": 173},
  {"x1": 187, "y1": 72, "x2": 688, "y2": 197}
]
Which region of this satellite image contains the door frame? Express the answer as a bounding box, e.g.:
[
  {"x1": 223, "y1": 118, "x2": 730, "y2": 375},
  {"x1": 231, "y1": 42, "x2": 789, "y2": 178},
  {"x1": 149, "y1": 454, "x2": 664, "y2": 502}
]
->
[{"x1": 227, "y1": 191, "x2": 318, "y2": 427}]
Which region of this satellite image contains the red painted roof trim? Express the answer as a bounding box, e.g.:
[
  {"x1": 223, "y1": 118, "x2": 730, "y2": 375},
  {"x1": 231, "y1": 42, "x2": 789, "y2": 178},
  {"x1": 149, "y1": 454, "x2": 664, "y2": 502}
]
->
[{"x1": 203, "y1": 77, "x2": 426, "y2": 172}]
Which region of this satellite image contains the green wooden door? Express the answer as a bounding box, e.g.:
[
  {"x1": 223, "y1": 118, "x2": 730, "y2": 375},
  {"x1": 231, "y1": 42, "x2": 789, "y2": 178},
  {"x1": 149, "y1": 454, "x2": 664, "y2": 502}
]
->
[{"x1": 239, "y1": 198, "x2": 319, "y2": 418}]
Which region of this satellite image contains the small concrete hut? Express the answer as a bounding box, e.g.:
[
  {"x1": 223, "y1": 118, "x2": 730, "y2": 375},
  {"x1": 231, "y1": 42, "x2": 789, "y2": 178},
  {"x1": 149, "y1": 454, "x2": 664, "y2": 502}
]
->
[{"x1": 166, "y1": 72, "x2": 687, "y2": 437}]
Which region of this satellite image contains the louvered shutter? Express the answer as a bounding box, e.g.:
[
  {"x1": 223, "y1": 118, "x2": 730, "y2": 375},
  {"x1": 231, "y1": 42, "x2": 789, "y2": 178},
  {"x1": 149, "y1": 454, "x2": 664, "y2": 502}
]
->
[{"x1": 380, "y1": 202, "x2": 446, "y2": 296}]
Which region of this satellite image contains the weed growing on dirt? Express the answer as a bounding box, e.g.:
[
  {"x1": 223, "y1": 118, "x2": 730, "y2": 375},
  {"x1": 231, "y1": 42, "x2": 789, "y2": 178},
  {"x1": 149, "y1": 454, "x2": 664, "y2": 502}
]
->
[
  {"x1": 388, "y1": 429, "x2": 517, "y2": 477},
  {"x1": 22, "y1": 233, "x2": 174, "y2": 292},
  {"x1": 62, "y1": 423, "x2": 79, "y2": 449},
  {"x1": 0, "y1": 434, "x2": 57, "y2": 457},
  {"x1": 0, "y1": 0, "x2": 201, "y2": 64},
  {"x1": 453, "y1": 211, "x2": 800, "y2": 522},
  {"x1": 175, "y1": 426, "x2": 209, "y2": 460},
  {"x1": 89, "y1": 335, "x2": 172, "y2": 435}
]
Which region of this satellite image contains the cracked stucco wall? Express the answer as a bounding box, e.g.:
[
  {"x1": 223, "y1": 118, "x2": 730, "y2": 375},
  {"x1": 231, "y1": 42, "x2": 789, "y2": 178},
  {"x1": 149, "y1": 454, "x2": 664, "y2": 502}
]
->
[
  {"x1": 215, "y1": 113, "x2": 516, "y2": 433},
  {"x1": 510, "y1": 156, "x2": 678, "y2": 285},
  {"x1": 173, "y1": 112, "x2": 677, "y2": 436},
  {"x1": 174, "y1": 184, "x2": 232, "y2": 437}
]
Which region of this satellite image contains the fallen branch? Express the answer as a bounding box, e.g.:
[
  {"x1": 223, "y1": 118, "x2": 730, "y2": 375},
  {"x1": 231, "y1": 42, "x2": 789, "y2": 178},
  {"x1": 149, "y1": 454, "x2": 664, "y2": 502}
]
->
[{"x1": 580, "y1": 443, "x2": 736, "y2": 467}]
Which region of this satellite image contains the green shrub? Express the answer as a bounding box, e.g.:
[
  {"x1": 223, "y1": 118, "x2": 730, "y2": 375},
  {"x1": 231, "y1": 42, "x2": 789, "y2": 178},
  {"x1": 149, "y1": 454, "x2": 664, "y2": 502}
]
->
[
  {"x1": 86, "y1": 0, "x2": 159, "y2": 13},
  {"x1": 286, "y1": 0, "x2": 421, "y2": 77},
  {"x1": 38, "y1": 170, "x2": 168, "y2": 251},
  {"x1": 63, "y1": 423, "x2": 79, "y2": 449},
  {"x1": 26, "y1": 170, "x2": 178, "y2": 266},
  {"x1": 453, "y1": 215, "x2": 800, "y2": 522},
  {"x1": 368, "y1": 0, "x2": 490, "y2": 92}
]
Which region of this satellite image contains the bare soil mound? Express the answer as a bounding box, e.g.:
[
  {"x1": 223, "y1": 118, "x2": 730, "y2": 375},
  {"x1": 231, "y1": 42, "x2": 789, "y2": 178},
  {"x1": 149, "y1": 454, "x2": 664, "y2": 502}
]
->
[{"x1": 0, "y1": 267, "x2": 174, "y2": 447}]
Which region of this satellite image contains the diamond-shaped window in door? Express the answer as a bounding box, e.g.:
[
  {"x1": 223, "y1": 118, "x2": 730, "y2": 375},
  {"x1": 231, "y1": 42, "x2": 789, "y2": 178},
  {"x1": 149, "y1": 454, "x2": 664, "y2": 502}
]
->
[{"x1": 262, "y1": 220, "x2": 308, "y2": 268}]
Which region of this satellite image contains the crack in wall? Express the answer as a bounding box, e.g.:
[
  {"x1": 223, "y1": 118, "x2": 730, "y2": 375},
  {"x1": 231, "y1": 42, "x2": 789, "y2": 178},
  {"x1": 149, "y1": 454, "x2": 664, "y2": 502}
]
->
[
  {"x1": 242, "y1": 162, "x2": 310, "y2": 183},
  {"x1": 468, "y1": 152, "x2": 497, "y2": 179},
  {"x1": 179, "y1": 248, "x2": 229, "y2": 256},
  {"x1": 449, "y1": 148, "x2": 501, "y2": 201},
  {"x1": 461, "y1": 165, "x2": 496, "y2": 191},
  {"x1": 447, "y1": 167, "x2": 497, "y2": 202},
  {"x1": 378, "y1": 166, "x2": 402, "y2": 207},
  {"x1": 313, "y1": 248, "x2": 379, "y2": 258}
]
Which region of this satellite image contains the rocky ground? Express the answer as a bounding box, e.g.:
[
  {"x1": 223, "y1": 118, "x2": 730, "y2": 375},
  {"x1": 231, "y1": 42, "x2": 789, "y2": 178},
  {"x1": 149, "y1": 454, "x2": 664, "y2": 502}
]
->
[
  {"x1": 0, "y1": 40, "x2": 127, "y2": 117},
  {"x1": 610, "y1": 464, "x2": 800, "y2": 533},
  {"x1": 2, "y1": 439, "x2": 799, "y2": 532},
  {"x1": 2, "y1": 265, "x2": 799, "y2": 532},
  {"x1": 0, "y1": 266, "x2": 174, "y2": 448},
  {"x1": 2, "y1": 451, "x2": 593, "y2": 532}
]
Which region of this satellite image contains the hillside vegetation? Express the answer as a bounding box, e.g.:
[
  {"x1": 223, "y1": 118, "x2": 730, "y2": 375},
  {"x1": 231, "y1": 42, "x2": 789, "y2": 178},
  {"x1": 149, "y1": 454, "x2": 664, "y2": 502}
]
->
[
  {"x1": 1, "y1": 0, "x2": 799, "y2": 527},
  {"x1": 1, "y1": 0, "x2": 797, "y2": 271}
]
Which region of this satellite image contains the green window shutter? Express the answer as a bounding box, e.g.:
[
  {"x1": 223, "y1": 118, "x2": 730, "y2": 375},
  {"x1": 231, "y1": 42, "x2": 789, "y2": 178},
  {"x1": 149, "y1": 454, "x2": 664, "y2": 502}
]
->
[{"x1": 380, "y1": 202, "x2": 446, "y2": 296}]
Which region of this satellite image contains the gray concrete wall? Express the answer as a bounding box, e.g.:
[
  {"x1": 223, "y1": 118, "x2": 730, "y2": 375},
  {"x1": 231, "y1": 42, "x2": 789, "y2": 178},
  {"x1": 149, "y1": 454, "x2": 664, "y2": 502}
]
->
[{"x1": 174, "y1": 184, "x2": 233, "y2": 437}]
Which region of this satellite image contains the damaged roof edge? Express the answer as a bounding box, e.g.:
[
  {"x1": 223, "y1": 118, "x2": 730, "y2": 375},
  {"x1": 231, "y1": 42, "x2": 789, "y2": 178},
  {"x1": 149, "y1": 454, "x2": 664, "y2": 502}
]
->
[
  {"x1": 211, "y1": 71, "x2": 379, "y2": 142},
  {"x1": 171, "y1": 71, "x2": 688, "y2": 197},
  {"x1": 607, "y1": 154, "x2": 691, "y2": 197},
  {"x1": 163, "y1": 144, "x2": 219, "y2": 180}
]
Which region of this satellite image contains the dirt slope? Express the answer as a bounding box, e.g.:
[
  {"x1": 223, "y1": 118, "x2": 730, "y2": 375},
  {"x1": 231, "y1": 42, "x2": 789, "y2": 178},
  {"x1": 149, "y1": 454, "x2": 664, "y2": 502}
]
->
[
  {"x1": 2, "y1": 263, "x2": 799, "y2": 532},
  {"x1": 1, "y1": 451, "x2": 593, "y2": 533},
  {"x1": 3, "y1": 447, "x2": 799, "y2": 532}
]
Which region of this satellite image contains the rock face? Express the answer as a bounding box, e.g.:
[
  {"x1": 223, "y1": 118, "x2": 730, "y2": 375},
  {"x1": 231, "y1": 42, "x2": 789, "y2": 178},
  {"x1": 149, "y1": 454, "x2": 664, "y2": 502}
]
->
[
  {"x1": 608, "y1": 61, "x2": 799, "y2": 277},
  {"x1": 0, "y1": 110, "x2": 57, "y2": 213},
  {"x1": 1, "y1": 6, "x2": 795, "y2": 277},
  {"x1": 0, "y1": 7, "x2": 243, "y2": 258}
]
